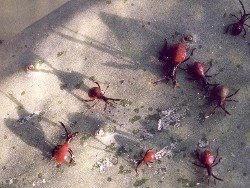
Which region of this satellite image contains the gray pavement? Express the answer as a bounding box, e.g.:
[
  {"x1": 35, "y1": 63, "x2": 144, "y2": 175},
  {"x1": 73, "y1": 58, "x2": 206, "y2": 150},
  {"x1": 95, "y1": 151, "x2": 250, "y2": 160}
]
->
[{"x1": 0, "y1": 0, "x2": 249, "y2": 187}]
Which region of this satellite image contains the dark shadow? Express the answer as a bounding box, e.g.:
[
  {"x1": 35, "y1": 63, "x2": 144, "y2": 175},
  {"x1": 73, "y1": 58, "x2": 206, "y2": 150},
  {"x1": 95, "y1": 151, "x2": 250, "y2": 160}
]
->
[
  {"x1": 54, "y1": 12, "x2": 167, "y2": 78},
  {"x1": 113, "y1": 132, "x2": 142, "y2": 169},
  {"x1": 1, "y1": 91, "x2": 54, "y2": 157},
  {"x1": 133, "y1": 104, "x2": 210, "y2": 168},
  {"x1": 68, "y1": 112, "x2": 104, "y2": 134},
  {"x1": 209, "y1": 59, "x2": 250, "y2": 88},
  {"x1": 98, "y1": 12, "x2": 203, "y2": 89},
  {"x1": 0, "y1": 0, "x2": 102, "y2": 83},
  {"x1": 99, "y1": 12, "x2": 166, "y2": 77},
  {"x1": 68, "y1": 111, "x2": 142, "y2": 167},
  {"x1": 55, "y1": 27, "x2": 132, "y2": 64},
  {"x1": 42, "y1": 63, "x2": 88, "y2": 92},
  {"x1": 26, "y1": 52, "x2": 90, "y2": 102},
  {"x1": 67, "y1": 111, "x2": 110, "y2": 153}
]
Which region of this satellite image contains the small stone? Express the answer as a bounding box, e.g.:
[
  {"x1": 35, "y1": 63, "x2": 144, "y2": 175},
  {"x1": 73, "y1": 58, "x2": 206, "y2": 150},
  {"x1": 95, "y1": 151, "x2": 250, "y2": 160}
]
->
[
  {"x1": 198, "y1": 138, "x2": 209, "y2": 148},
  {"x1": 57, "y1": 51, "x2": 64, "y2": 57},
  {"x1": 148, "y1": 107, "x2": 153, "y2": 111},
  {"x1": 133, "y1": 108, "x2": 139, "y2": 113},
  {"x1": 129, "y1": 115, "x2": 141, "y2": 123},
  {"x1": 89, "y1": 76, "x2": 96, "y2": 81},
  {"x1": 25, "y1": 64, "x2": 35, "y2": 72},
  {"x1": 38, "y1": 173, "x2": 43, "y2": 178},
  {"x1": 132, "y1": 129, "x2": 139, "y2": 134},
  {"x1": 140, "y1": 132, "x2": 153, "y2": 140},
  {"x1": 120, "y1": 99, "x2": 132, "y2": 107},
  {"x1": 95, "y1": 128, "x2": 105, "y2": 136},
  {"x1": 60, "y1": 84, "x2": 67, "y2": 90}
]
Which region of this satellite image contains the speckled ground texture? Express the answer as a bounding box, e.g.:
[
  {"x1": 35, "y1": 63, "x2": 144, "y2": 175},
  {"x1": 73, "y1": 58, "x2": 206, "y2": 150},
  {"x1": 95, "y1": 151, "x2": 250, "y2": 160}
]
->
[{"x1": 0, "y1": 0, "x2": 250, "y2": 187}]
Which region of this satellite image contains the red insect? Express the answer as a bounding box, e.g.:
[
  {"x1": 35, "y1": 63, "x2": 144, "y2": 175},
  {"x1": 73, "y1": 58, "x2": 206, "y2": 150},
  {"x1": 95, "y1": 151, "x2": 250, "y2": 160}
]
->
[
  {"x1": 83, "y1": 81, "x2": 121, "y2": 110},
  {"x1": 52, "y1": 122, "x2": 78, "y2": 165},
  {"x1": 186, "y1": 61, "x2": 217, "y2": 92},
  {"x1": 225, "y1": 0, "x2": 250, "y2": 37},
  {"x1": 204, "y1": 85, "x2": 239, "y2": 119},
  {"x1": 135, "y1": 149, "x2": 155, "y2": 174},
  {"x1": 193, "y1": 148, "x2": 223, "y2": 185},
  {"x1": 154, "y1": 35, "x2": 196, "y2": 87}
]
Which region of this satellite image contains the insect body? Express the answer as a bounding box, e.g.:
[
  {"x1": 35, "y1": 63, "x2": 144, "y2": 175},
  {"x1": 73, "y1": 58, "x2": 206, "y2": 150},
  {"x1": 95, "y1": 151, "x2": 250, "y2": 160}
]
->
[
  {"x1": 135, "y1": 149, "x2": 155, "y2": 174},
  {"x1": 225, "y1": 0, "x2": 250, "y2": 37},
  {"x1": 155, "y1": 36, "x2": 195, "y2": 87},
  {"x1": 204, "y1": 85, "x2": 239, "y2": 119},
  {"x1": 187, "y1": 61, "x2": 216, "y2": 92},
  {"x1": 193, "y1": 148, "x2": 223, "y2": 185},
  {"x1": 52, "y1": 122, "x2": 78, "y2": 165},
  {"x1": 84, "y1": 82, "x2": 121, "y2": 110}
]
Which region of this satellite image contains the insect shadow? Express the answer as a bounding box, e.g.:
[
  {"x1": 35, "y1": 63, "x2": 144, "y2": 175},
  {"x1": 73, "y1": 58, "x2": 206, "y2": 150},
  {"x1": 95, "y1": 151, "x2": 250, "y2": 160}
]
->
[
  {"x1": 2, "y1": 91, "x2": 54, "y2": 157},
  {"x1": 32, "y1": 55, "x2": 90, "y2": 102}
]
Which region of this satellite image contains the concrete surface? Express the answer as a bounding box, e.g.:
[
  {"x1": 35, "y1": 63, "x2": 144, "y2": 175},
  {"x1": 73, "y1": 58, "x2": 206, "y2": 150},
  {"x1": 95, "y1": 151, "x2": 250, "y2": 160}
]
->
[
  {"x1": 0, "y1": 0, "x2": 249, "y2": 187},
  {"x1": 0, "y1": 0, "x2": 69, "y2": 38}
]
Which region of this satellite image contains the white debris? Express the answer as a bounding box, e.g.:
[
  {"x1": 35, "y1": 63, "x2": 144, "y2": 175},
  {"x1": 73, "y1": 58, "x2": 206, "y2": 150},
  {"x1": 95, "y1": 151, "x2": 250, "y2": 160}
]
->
[
  {"x1": 26, "y1": 64, "x2": 35, "y2": 72},
  {"x1": 139, "y1": 131, "x2": 154, "y2": 140},
  {"x1": 8, "y1": 178, "x2": 15, "y2": 185},
  {"x1": 97, "y1": 157, "x2": 115, "y2": 173},
  {"x1": 157, "y1": 108, "x2": 185, "y2": 131},
  {"x1": 155, "y1": 143, "x2": 176, "y2": 160},
  {"x1": 198, "y1": 139, "x2": 209, "y2": 148},
  {"x1": 154, "y1": 170, "x2": 159, "y2": 175},
  {"x1": 94, "y1": 127, "x2": 105, "y2": 137},
  {"x1": 99, "y1": 164, "x2": 105, "y2": 173},
  {"x1": 154, "y1": 167, "x2": 167, "y2": 175},
  {"x1": 32, "y1": 179, "x2": 46, "y2": 186},
  {"x1": 231, "y1": 153, "x2": 236, "y2": 157},
  {"x1": 17, "y1": 111, "x2": 40, "y2": 124}
]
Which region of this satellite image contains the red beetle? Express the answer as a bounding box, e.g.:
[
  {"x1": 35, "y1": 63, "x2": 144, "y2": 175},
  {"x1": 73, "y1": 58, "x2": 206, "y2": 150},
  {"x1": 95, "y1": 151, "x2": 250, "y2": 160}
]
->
[
  {"x1": 204, "y1": 85, "x2": 239, "y2": 119},
  {"x1": 225, "y1": 0, "x2": 250, "y2": 37},
  {"x1": 52, "y1": 122, "x2": 78, "y2": 165},
  {"x1": 186, "y1": 61, "x2": 217, "y2": 92},
  {"x1": 154, "y1": 35, "x2": 196, "y2": 87},
  {"x1": 83, "y1": 81, "x2": 121, "y2": 110},
  {"x1": 135, "y1": 149, "x2": 155, "y2": 174},
  {"x1": 193, "y1": 148, "x2": 223, "y2": 185}
]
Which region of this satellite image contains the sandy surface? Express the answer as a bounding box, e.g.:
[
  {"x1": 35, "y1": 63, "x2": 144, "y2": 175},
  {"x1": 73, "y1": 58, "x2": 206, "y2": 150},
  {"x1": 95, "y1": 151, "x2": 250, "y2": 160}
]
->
[{"x1": 0, "y1": 0, "x2": 249, "y2": 187}]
